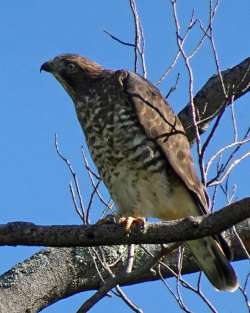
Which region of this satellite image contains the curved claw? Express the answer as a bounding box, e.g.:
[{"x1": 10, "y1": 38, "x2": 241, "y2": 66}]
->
[{"x1": 118, "y1": 216, "x2": 145, "y2": 232}]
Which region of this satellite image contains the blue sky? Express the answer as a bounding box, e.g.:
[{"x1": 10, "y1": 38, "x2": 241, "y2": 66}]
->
[{"x1": 0, "y1": 1, "x2": 249, "y2": 312}]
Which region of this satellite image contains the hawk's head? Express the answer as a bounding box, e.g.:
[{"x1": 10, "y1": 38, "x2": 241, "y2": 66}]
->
[{"x1": 40, "y1": 54, "x2": 103, "y2": 101}]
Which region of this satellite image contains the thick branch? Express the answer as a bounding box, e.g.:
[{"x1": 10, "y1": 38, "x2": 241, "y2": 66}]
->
[
  {"x1": 0, "y1": 57, "x2": 249, "y2": 312},
  {"x1": 178, "y1": 57, "x2": 250, "y2": 142},
  {"x1": 0, "y1": 219, "x2": 249, "y2": 313},
  {"x1": 0, "y1": 198, "x2": 249, "y2": 247}
]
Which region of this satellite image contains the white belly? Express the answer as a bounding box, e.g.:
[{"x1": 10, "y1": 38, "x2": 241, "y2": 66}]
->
[{"x1": 109, "y1": 164, "x2": 199, "y2": 221}]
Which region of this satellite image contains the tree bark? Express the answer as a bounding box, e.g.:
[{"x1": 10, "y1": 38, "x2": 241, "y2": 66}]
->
[
  {"x1": 178, "y1": 57, "x2": 250, "y2": 142},
  {"x1": 0, "y1": 57, "x2": 249, "y2": 312},
  {"x1": 0, "y1": 198, "x2": 249, "y2": 247},
  {"x1": 0, "y1": 220, "x2": 249, "y2": 313}
]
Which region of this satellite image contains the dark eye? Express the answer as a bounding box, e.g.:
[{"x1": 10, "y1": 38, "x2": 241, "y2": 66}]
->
[{"x1": 66, "y1": 62, "x2": 77, "y2": 73}]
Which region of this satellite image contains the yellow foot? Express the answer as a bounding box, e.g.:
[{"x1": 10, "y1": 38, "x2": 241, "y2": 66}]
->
[{"x1": 118, "y1": 216, "x2": 145, "y2": 232}]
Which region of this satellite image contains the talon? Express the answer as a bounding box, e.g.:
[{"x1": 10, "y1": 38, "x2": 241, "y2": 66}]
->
[{"x1": 118, "y1": 216, "x2": 145, "y2": 232}]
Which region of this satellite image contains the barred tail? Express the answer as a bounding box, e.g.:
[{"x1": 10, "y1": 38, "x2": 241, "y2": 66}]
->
[{"x1": 187, "y1": 237, "x2": 239, "y2": 291}]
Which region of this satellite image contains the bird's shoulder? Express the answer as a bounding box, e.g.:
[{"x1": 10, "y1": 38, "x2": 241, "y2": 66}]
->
[{"x1": 112, "y1": 69, "x2": 208, "y2": 213}]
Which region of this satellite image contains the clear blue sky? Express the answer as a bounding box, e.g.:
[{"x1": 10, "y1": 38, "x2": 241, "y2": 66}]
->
[{"x1": 0, "y1": 1, "x2": 249, "y2": 312}]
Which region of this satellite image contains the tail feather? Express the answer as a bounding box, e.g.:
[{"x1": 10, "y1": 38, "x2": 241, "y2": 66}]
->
[{"x1": 187, "y1": 237, "x2": 239, "y2": 291}]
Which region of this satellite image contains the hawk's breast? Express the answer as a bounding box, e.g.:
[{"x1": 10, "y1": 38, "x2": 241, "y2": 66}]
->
[{"x1": 74, "y1": 80, "x2": 199, "y2": 220}]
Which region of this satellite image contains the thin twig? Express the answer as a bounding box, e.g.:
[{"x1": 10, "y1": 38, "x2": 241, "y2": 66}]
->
[
  {"x1": 147, "y1": 245, "x2": 218, "y2": 313},
  {"x1": 218, "y1": 127, "x2": 250, "y2": 178},
  {"x1": 232, "y1": 227, "x2": 250, "y2": 260},
  {"x1": 209, "y1": 152, "x2": 250, "y2": 186},
  {"x1": 230, "y1": 96, "x2": 238, "y2": 142},
  {"x1": 160, "y1": 260, "x2": 218, "y2": 313},
  {"x1": 238, "y1": 272, "x2": 250, "y2": 312},
  {"x1": 158, "y1": 266, "x2": 192, "y2": 313},
  {"x1": 200, "y1": 102, "x2": 227, "y2": 185},
  {"x1": 86, "y1": 246, "x2": 142, "y2": 312},
  {"x1": 199, "y1": 0, "x2": 227, "y2": 98},
  {"x1": 158, "y1": 8, "x2": 197, "y2": 84},
  {"x1": 88, "y1": 247, "x2": 106, "y2": 283},
  {"x1": 77, "y1": 246, "x2": 168, "y2": 312},
  {"x1": 129, "y1": 0, "x2": 147, "y2": 77},
  {"x1": 175, "y1": 247, "x2": 192, "y2": 313},
  {"x1": 205, "y1": 135, "x2": 250, "y2": 177},
  {"x1": 104, "y1": 29, "x2": 135, "y2": 47},
  {"x1": 165, "y1": 73, "x2": 180, "y2": 99},
  {"x1": 54, "y1": 134, "x2": 86, "y2": 224},
  {"x1": 81, "y1": 147, "x2": 111, "y2": 210},
  {"x1": 115, "y1": 286, "x2": 144, "y2": 313},
  {"x1": 69, "y1": 183, "x2": 84, "y2": 222},
  {"x1": 86, "y1": 180, "x2": 101, "y2": 224},
  {"x1": 171, "y1": 0, "x2": 204, "y2": 182}
]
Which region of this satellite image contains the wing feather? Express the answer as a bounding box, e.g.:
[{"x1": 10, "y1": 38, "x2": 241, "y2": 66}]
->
[{"x1": 122, "y1": 71, "x2": 208, "y2": 213}]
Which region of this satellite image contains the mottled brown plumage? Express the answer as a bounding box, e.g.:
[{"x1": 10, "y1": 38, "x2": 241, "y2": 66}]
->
[{"x1": 41, "y1": 54, "x2": 238, "y2": 291}]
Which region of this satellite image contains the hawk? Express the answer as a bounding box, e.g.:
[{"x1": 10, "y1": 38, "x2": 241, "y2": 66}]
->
[{"x1": 41, "y1": 54, "x2": 238, "y2": 291}]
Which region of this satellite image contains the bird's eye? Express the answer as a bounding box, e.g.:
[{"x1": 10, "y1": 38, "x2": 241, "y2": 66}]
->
[{"x1": 66, "y1": 62, "x2": 77, "y2": 73}]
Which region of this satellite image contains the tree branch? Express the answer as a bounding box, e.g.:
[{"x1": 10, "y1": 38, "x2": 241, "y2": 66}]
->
[
  {"x1": 178, "y1": 57, "x2": 250, "y2": 142},
  {"x1": 0, "y1": 219, "x2": 249, "y2": 313},
  {"x1": 0, "y1": 198, "x2": 249, "y2": 247},
  {"x1": 1, "y1": 57, "x2": 249, "y2": 312}
]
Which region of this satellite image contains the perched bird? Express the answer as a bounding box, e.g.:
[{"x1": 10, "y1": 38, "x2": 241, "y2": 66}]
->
[{"x1": 41, "y1": 54, "x2": 238, "y2": 291}]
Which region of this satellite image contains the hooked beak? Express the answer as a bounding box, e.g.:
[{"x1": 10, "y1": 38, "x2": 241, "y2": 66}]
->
[{"x1": 40, "y1": 61, "x2": 54, "y2": 73}]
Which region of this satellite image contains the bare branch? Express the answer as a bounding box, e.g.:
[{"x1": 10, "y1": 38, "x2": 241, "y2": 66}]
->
[
  {"x1": 205, "y1": 135, "x2": 250, "y2": 177},
  {"x1": 171, "y1": 0, "x2": 204, "y2": 181},
  {"x1": 238, "y1": 273, "x2": 250, "y2": 312},
  {"x1": 0, "y1": 198, "x2": 249, "y2": 247},
  {"x1": 129, "y1": 0, "x2": 147, "y2": 77},
  {"x1": 80, "y1": 147, "x2": 112, "y2": 212},
  {"x1": 178, "y1": 57, "x2": 250, "y2": 143},
  {"x1": 103, "y1": 29, "x2": 135, "y2": 47},
  {"x1": 55, "y1": 134, "x2": 86, "y2": 223},
  {"x1": 209, "y1": 152, "x2": 250, "y2": 186},
  {"x1": 165, "y1": 73, "x2": 180, "y2": 99},
  {"x1": 114, "y1": 286, "x2": 143, "y2": 313},
  {"x1": 77, "y1": 245, "x2": 166, "y2": 312},
  {"x1": 0, "y1": 218, "x2": 249, "y2": 313},
  {"x1": 157, "y1": 9, "x2": 197, "y2": 84}
]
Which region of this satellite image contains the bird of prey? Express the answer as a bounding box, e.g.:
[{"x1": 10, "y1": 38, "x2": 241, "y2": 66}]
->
[{"x1": 41, "y1": 54, "x2": 238, "y2": 291}]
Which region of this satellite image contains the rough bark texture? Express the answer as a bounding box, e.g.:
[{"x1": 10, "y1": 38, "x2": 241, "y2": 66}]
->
[
  {"x1": 0, "y1": 198, "x2": 249, "y2": 247},
  {"x1": 179, "y1": 57, "x2": 250, "y2": 142},
  {"x1": 0, "y1": 57, "x2": 249, "y2": 312},
  {"x1": 0, "y1": 220, "x2": 249, "y2": 313}
]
